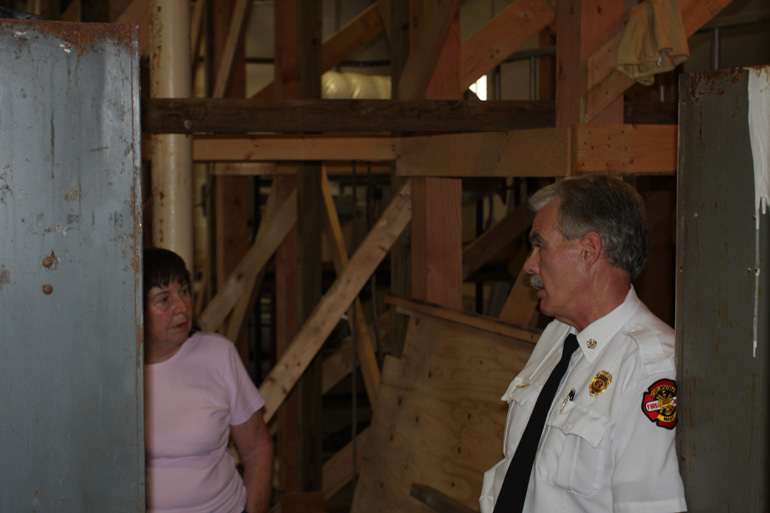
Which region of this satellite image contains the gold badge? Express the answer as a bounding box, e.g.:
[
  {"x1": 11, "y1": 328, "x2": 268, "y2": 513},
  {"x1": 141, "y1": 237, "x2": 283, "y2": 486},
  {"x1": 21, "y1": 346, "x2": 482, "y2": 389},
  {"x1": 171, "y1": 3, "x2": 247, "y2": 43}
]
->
[
  {"x1": 586, "y1": 338, "x2": 597, "y2": 349},
  {"x1": 589, "y1": 371, "x2": 612, "y2": 396}
]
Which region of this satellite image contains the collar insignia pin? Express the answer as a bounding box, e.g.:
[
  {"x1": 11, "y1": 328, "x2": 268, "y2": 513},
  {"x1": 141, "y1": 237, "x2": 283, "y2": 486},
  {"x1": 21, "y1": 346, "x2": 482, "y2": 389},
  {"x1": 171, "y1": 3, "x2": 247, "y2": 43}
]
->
[
  {"x1": 586, "y1": 338, "x2": 597, "y2": 349},
  {"x1": 589, "y1": 370, "x2": 612, "y2": 396}
]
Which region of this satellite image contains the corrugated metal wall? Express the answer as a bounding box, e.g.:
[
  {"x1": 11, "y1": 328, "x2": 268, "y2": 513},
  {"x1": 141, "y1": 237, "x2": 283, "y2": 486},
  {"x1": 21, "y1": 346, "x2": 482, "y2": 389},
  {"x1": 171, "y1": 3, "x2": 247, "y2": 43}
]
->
[
  {"x1": 677, "y1": 66, "x2": 770, "y2": 512},
  {"x1": 0, "y1": 20, "x2": 144, "y2": 511}
]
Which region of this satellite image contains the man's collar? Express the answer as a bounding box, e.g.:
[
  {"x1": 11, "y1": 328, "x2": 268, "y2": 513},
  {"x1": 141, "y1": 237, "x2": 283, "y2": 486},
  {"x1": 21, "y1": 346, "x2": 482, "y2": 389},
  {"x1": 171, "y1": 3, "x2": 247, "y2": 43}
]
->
[{"x1": 572, "y1": 286, "x2": 641, "y2": 363}]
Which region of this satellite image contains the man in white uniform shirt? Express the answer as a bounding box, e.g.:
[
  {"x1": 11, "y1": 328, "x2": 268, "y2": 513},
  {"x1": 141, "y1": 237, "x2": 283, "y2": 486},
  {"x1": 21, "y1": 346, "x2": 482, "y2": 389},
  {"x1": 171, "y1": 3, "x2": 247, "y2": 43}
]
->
[{"x1": 480, "y1": 175, "x2": 687, "y2": 513}]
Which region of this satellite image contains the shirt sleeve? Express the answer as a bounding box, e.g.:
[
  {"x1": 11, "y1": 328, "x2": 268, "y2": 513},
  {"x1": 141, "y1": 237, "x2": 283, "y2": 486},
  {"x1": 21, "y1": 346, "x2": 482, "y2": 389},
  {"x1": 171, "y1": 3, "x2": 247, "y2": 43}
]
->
[
  {"x1": 610, "y1": 372, "x2": 687, "y2": 512},
  {"x1": 224, "y1": 342, "x2": 266, "y2": 426}
]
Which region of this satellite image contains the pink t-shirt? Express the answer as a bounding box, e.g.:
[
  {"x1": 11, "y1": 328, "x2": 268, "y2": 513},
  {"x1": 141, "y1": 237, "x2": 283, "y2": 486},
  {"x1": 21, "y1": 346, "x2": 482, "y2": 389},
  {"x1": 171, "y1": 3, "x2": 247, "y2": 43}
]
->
[{"x1": 145, "y1": 332, "x2": 265, "y2": 513}]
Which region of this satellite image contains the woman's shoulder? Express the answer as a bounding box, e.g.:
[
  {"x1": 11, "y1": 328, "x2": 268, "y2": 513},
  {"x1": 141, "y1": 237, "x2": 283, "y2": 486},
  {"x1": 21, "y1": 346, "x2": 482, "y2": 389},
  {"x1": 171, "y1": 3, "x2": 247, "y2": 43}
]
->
[{"x1": 186, "y1": 331, "x2": 239, "y2": 357}]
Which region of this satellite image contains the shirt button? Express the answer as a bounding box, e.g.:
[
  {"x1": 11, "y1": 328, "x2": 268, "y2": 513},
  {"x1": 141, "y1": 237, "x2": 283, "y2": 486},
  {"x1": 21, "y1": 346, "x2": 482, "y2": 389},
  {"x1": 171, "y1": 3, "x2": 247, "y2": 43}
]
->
[{"x1": 565, "y1": 423, "x2": 572, "y2": 429}]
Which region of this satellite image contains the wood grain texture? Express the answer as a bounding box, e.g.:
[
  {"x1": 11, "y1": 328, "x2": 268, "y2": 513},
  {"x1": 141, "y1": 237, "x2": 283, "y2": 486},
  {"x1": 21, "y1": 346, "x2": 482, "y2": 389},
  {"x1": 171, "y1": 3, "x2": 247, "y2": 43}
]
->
[
  {"x1": 460, "y1": 0, "x2": 555, "y2": 91},
  {"x1": 385, "y1": 294, "x2": 541, "y2": 343},
  {"x1": 198, "y1": 187, "x2": 297, "y2": 332},
  {"x1": 322, "y1": 428, "x2": 370, "y2": 500},
  {"x1": 258, "y1": 181, "x2": 413, "y2": 422},
  {"x1": 575, "y1": 124, "x2": 677, "y2": 174},
  {"x1": 321, "y1": 170, "x2": 381, "y2": 404},
  {"x1": 351, "y1": 313, "x2": 536, "y2": 513},
  {"x1": 212, "y1": 0, "x2": 251, "y2": 99},
  {"x1": 191, "y1": 134, "x2": 398, "y2": 162},
  {"x1": 411, "y1": 177, "x2": 463, "y2": 309},
  {"x1": 397, "y1": 128, "x2": 570, "y2": 178},
  {"x1": 499, "y1": 265, "x2": 540, "y2": 327},
  {"x1": 462, "y1": 202, "x2": 534, "y2": 280},
  {"x1": 399, "y1": 0, "x2": 462, "y2": 99},
  {"x1": 142, "y1": 98, "x2": 555, "y2": 134},
  {"x1": 556, "y1": 0, "x2": 624, "y2": 125}
]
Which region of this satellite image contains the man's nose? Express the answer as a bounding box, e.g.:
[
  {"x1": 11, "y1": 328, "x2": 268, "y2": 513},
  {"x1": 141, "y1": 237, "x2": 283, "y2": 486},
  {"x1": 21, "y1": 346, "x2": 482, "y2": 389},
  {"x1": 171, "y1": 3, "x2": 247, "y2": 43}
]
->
[{"x1": 523, "y1": 249, "x2": 538, "y2": 275}]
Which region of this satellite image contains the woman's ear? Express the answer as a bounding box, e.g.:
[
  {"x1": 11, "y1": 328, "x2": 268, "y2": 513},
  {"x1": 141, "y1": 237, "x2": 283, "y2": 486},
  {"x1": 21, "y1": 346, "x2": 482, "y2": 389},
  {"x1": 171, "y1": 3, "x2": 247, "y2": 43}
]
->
[{"x1": 580, "y1": 231, "x2": 603, "y2": 270}]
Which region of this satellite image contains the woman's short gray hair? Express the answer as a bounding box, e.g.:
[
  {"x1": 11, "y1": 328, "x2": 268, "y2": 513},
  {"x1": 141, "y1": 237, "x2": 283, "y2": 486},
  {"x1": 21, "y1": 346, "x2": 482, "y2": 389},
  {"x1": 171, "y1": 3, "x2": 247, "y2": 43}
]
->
[{"x1": 528, "y1": 175, "x2": 649, "y2": 279}]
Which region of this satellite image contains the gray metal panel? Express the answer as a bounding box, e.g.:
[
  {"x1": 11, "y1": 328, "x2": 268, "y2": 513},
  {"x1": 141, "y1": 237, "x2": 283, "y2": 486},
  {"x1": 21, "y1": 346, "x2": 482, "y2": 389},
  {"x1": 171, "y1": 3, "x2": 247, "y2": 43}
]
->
[
  {"x1": 0, "y1": 20, "x2": 144, "y2": 511},
  {"x1": 676, "y1": 67, "x2": 770, "y2": 512}
]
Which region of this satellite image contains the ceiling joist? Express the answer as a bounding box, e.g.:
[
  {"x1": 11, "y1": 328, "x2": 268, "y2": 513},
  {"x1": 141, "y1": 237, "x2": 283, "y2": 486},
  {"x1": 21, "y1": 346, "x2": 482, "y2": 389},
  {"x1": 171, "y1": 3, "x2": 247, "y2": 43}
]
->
[{"x1": 460, "y1": 0, "x2": 555, "y2": 91}]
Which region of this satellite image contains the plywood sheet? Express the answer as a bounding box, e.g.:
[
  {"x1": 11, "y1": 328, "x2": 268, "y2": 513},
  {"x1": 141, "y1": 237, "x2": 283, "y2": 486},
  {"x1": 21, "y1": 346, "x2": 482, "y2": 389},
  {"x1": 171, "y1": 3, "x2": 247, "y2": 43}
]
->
[{"x1": 352, "y1": 314, "x2": 535, "y2": 513}]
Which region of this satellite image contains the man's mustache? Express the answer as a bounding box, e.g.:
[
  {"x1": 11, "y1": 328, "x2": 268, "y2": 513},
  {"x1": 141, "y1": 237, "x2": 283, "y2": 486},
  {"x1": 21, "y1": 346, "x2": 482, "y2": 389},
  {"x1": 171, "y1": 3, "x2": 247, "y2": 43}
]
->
[{"x1": 530, "y1": 274, "x2": 544, "y2": 290}]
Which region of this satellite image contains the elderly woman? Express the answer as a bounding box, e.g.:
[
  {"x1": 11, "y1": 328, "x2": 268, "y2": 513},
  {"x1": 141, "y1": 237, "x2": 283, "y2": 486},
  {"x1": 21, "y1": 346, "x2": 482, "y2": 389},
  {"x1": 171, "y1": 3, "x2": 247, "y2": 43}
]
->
[{"x1": 143, "y1": 248, "x2": 273, "y2": 513}]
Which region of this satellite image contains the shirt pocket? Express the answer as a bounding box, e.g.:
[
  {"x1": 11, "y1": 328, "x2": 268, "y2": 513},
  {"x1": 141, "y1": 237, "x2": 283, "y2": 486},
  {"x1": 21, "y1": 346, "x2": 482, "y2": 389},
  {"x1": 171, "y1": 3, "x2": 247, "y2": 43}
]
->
[
  {"x1": 502, "y1": 384, "x2": 540, "y2": 455},
  {"x1": 534, "y1": 406, "x2": 612, "y2": 497}
]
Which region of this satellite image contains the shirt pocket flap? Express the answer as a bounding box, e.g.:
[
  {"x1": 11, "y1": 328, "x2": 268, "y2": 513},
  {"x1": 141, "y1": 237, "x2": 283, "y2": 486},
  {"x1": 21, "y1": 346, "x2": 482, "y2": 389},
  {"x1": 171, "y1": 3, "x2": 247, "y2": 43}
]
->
[
  {"x1": 547, "y1": 402, "x2": 610, "y2": 448},
  {"x1": 502, "y1": 378, "x2": 540, "y2": 404}
]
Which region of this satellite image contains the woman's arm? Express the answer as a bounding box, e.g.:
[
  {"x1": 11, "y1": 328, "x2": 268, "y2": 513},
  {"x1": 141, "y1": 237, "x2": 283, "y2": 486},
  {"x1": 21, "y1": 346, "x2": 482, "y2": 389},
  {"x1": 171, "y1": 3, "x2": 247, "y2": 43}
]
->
[{"x1": 231, "y1": 411, "x2": 274, "y2": 513}]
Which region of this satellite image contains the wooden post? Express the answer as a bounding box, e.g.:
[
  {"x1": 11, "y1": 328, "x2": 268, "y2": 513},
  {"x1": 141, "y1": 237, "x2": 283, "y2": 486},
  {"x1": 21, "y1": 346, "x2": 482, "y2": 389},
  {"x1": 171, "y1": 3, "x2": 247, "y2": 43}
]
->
[
  {"x1": 389, "y1": 0, "x2": 411, "y2": 357},
  {"x1": 208, "y1": 0, "x2": 251, "y2": 365},
  {"x1": 402, "y1": 0, "x2": 463, "y2": 311},
  {"x1": 555, "y1": 0, "x2": 624, "y2": 126},
  {"x1": 274, "y1": 0, "x2": 300, "y2": 498},
  {"x1": 296, "y1": 0, "x2": 324, "y2": 494}
]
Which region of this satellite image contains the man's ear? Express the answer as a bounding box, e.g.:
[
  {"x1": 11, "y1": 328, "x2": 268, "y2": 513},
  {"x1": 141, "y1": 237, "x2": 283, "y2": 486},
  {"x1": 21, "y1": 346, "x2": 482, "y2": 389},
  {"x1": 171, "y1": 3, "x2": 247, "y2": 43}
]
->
[{"x1": 580, "y1": 231, "x2": 603, "y2": 270}]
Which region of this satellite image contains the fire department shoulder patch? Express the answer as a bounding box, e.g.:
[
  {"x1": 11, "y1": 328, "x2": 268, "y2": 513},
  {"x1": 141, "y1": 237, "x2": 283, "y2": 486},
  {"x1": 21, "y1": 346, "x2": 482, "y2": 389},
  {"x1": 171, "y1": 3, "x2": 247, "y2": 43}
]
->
[{"x1": 641, "y1": 378, "x2": 678, "y2": 429}]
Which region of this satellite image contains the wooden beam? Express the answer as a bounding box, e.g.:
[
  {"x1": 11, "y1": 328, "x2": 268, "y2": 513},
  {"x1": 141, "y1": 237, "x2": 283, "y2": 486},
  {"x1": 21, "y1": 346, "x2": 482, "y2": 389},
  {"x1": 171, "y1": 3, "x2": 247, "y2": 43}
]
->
[
  {"x1": 190, "y1": 0, "x2": 205, "y2": 67},
  {"x1": 556, "y1": 0, "x2": 624, "y2": 126},
  {"x1": 259, "y1": 181, "x2": 412, "y2": 422},
  {"x1": 321, "y1": 341, "x2": 354, "y2": 394},
  {"x1": 255, "y1": 2, "x2": 387, "y2": 99},
  {"x1": 208, "y1": 162, "x2": 391, "y2": 176},
  {"x1": 399, "y1": 0, "x2": 462, "y2": 99},
  {"x1": 320, "y1": 170, "x2": 381, "y2": 405},
  {"x1": 575, "y1": 124, "x2": 677, "y2": 174},
  {"x1": 209, "y1": 0, "x2": 251, "y2": 363},
  {"x1": 384, "y1": 294, "x2": 540, "y2": 343},
  {"x1": 192, "y1": 135, "x2": 398, "y2": 162},
  {"x1": 377, "y1": 0, "x2": 392, "y2": 42},
  {"x1": 322, "y1": 3, "x2": 385, "y2": 74},
  {"x1": 212, "y1": 0, "x2": 251, "y2": 98},
  {"x1": 584, "y1": 0, "x2": 733, "y2": 123},
  {"x1": 223, "y1": 185, "x2": 283, "y2": 343},
  {"x1": 411, "y1": 177, "x2": 463, "y2": 309},
  {"x1": 460, "y1": 0, "x2": 555, "y2": 91},
  {"x1": 462, "y1": 202, "x2": 534, "y2": 280},
  {"x1": 141, "y1": 98, "x2": 556, "y2": 134},
  {"x1": 322, "y1": 428, "x2": 369, "y2": 500},
  {"x1": 273, "y1": 0, "x2": 299, "y2": 496},
  {"x1": 198, "y1": 188, "x2": 297, "y2": 332},
  {"x1": 60, "y1": 0, "x2": 80, "y2": 21},
  {"x1": 296, "y1": 0, "x2": 324, "y2": 491},
  {"x1": 398, "y1": 125, "x2": 677, "y2": 177},
  {"x1": 398, "y1": 128, "x2": 571, "y2": 178},
  {"x1": 274, "y1": 176, "x2": 300, "y2": 494}
]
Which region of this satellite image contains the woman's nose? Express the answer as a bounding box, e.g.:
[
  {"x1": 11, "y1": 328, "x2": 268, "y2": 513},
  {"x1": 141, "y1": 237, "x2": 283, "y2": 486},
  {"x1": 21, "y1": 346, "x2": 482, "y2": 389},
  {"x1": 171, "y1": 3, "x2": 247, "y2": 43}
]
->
[{"x1": 172, "y1": 295, "x2": 190, "y2": 314}]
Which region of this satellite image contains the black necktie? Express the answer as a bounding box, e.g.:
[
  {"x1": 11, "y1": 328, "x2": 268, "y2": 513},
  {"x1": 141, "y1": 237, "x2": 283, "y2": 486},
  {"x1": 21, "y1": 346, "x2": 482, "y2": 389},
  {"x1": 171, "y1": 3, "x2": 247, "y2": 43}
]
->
[{"x1": 493, "y1": 333, "x2": 580, "y2": 513}]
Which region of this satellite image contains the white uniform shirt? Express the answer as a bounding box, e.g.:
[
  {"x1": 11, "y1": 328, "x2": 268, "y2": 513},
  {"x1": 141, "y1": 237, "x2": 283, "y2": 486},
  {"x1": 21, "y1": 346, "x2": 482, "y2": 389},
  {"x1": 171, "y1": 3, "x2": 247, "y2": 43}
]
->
[{"x1": 480, "y1": 287, "x2": 687, "y2": 513}]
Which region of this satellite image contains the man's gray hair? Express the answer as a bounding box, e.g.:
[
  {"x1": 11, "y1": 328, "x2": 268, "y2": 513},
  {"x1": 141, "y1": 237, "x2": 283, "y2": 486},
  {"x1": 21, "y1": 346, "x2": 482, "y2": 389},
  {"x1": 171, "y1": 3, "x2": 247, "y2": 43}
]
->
[{"x1": 528, "y1": 175, "x2": 649, "y2": 279}]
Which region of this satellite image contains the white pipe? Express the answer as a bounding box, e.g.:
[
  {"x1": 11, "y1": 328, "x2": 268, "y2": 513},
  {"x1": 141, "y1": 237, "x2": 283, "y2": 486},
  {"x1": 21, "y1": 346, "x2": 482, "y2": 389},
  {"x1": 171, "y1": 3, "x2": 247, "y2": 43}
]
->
[{"x1": 148, "y1": 0, "x2": 194, "y2": 270}]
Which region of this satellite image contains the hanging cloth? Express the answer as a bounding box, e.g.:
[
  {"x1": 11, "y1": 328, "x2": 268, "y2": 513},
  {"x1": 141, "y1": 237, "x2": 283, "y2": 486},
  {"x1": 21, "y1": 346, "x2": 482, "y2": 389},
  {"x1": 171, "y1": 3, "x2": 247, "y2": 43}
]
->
[{"x1": 615, "y1": 0, "x2": 690, "y2": 86}]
